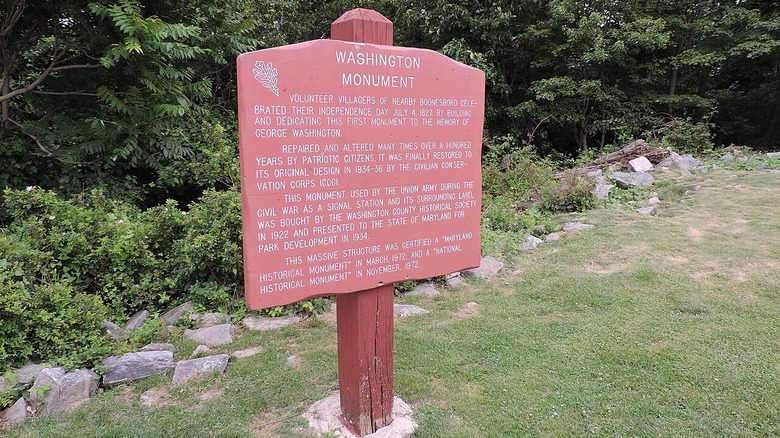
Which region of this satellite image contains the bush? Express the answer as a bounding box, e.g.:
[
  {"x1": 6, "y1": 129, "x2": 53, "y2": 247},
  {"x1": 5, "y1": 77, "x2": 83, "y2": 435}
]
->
[
  {"x1": 0, "y1": 236, "x2": 112, "y2": 371},
  {"x1": 541, "y1": 171, "x2": 596, "y2": 213},
  {"x1": 2, "y1": 188, "x2": 174, "y2": 317},
  {"x1": 648, "y1": 119, "x2": 714, "y2": 155}
]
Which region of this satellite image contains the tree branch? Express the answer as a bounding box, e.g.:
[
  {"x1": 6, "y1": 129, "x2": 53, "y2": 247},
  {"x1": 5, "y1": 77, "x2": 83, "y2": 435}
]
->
[
  {"x1": 32, "y1": 90, "x2": 99, "y2": 97},
  {"x1": 1, "y1": 0, "x2": 26, "y2": 38},
  {"x1": 7, "y1": 117, "x2": 103, "y2": 165},
  {"x1": 0, "y1": 62, "x2": 102, "y2": 104}
]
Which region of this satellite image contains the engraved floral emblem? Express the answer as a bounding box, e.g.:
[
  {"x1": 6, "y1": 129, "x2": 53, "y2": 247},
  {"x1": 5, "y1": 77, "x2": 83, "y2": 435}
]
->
[{"x1": 253, "y1": 61, "x2": 279, "y2": 96}]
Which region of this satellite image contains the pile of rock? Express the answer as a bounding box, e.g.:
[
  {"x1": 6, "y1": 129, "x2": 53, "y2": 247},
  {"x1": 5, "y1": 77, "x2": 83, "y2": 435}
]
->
[{"x1": 0, "y1": 302, "x2": 303, "y2": 430}]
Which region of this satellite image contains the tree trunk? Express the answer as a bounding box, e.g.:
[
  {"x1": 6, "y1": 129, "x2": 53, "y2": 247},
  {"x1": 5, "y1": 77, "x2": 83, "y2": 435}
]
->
[
  {"x1": 759, "y1": 55, "x2": 780, "y2": 149},
  {"x1": 668, "y1": 66, "x2": 678, "y2": 117}
]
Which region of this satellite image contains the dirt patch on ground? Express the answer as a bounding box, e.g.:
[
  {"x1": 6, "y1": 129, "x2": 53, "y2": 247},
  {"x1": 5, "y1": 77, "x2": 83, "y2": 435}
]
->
[
  {"x1": 666, "y1": 255, "x2": 689, "y2": 264},
  {"x1": 586, "y1": 262, "x2": 619, "y2": 275},
  {"x1": 687, "y1": 228, "x2": 704, "y2": 241},
  {"x1": 455, "y1": 302, "x2": 480, "y2": 319},
  {"x1": 139, "y1": 388, "x2": 174, "y2": 408}
]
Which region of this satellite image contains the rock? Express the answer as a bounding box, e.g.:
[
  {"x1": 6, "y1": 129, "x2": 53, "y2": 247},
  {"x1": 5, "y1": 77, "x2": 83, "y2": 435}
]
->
[
  {"x1": 160, "y1": 301, "x2": 194, "y2": 325},
  {"x1": 304, "y1": 393, "x2": 417, "y2": 438},
  {"x1": 232, "y1": 346, "x2": 264, "y2": 359},
  {"x1": 544, "y1": 232, "x2": 563, "y2": 242},
  {"x1": 629, "y1": 156, "x2": 653, "y2": 172},
  {"x1": 520, "y1": 235, "x2": 543, "y2": 251},
  {"x1": 242, "y1": 315, "x2": 300, "y2": 332},
  {"x1": 192, "y1": 312, "x2": 231, "y2": 329},
  {"x1": 122, "y1": 310, "x2": 149, "y2": 333},
  {"x1": 612, "y1": 171, "x2": 655, "y2": 188},
  {"x1": 183, "y1": 324, "x2": 234, "y2": 346},
  {"x1": 14, "y1": 363, "x2": 44, "y2": 385},
  {"x1": 29, "y1": 367, "x2": 99, "y2": 415},
  {"x1": 405, "y1": 282, "x2": 440, "y2": 297},
  {"x1": 721, "y1": 152, "x2": 735, "y2": 162},
  {"x1": 647, "y1": 196, "x2": 661, "y2": 206},
  {"x1": 636, "y1": 206, "x2": 657, "y2": 216},
  {"x1": 102, "y1": 351, "x2": 175, "y2": 386},
  {"x1": 445, "y1": 272, "x2": 465, "y2": 287},
  {"x1": 563, "y1": 222, "x2": 595, "y2": 231},
  {"x1": 394, "y1": 304, "x2": 429, "y2": 318},
  {"x1": 658, "y1": 153, "x2": 706, "y2": 173},
  {"x1": 594, "y1": 178, "x2": 613, "y2": 199},
  {"x1": 767, "y1": 152, "x2": 780, "y2": 159},
  {"x1": 140, "y1": 343, "x2": 176, "y2": 353},
  {"x1": 190, "y1": 345, "x2": 211, "y2": 358},
  {"x1": 172, "y1": 354, "x2": 229, "y2": 384},
  {"x1": 656, "y1": 149, "x2": 681, "y2": 168},
  {"x1": 102, "y1": 321, "x2": 124, "y2": 340},
  {"x1": 462, "y1": 256, "x2": 503, "y2": 280},
  {"x1": 1, "y1": 397, "x2": 30, "y2": 426},
  {"x1": 286, "y1": 355, "x2": 302, "y2": 368}
]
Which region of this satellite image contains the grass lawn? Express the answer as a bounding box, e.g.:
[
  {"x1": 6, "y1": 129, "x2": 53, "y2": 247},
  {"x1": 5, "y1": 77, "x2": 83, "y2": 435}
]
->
[{"x1": 9, "y1": 169, "x2": 780, "y2": 437}]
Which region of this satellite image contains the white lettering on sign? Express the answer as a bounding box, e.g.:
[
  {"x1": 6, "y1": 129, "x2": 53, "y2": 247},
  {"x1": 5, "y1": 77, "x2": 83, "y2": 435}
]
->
[{"x1": 238, "y1": 39, "x2": 485, "y2": 309}]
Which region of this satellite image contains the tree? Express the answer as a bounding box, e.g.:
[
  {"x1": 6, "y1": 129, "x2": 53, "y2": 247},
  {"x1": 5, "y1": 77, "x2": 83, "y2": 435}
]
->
[{"x1": 0, "y1": 0, "x2": 259, "y2": 201}]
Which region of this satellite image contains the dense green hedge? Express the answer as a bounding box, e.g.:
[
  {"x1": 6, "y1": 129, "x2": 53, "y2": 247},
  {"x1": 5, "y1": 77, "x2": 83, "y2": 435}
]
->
[{"x1": 0, "y1": 187, "x2": 247, "y2": 370}]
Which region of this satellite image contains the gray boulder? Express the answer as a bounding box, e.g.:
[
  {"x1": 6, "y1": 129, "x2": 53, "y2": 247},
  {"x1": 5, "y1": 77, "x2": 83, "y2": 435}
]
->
[
  {"x1": 102, "y1": 320, "x2": 124, "y2": 340},
  {"x1": 160, "y1": 301, "x2": 194, "y2": 325},
  {"x1": 545, "y1": 232, "x2": 563, "y2": 242},
  {"x1": 636, "y1": 206, "x2": 657, "y2": 216},
  {"x1": 520, "y1": 235, "x2": 543, "y2": 251},
  {"x1": 242, "y1": 315, "x2": 300, "y2": 332},
  {"x1": 394, "y1": 304, "x2": 429, "y2": 318},
  {"x1": 102, "y1": 351, "x2": 175, "y2": 386},
  {"x1": 172, "y1": 354, "x2": 229, "y2": 384},
  {"x1": 183, "y1": 324, "x2": 234, "y2": 346},
  {"x1": 29, "y1": 367, "x2": 99, "y2": 415},
  {"x1": 563, "y1": 222, "x2": 595, "y2": 231},
  {"x1": 1, "y1": 397, "x2": 30, "y2": 426},
  {"x1": 445, "y1": 272, "x2": 465, "y2": 287},
  {"x1": 612, "y1": 171, "x2": 655, "y2": 188},
  {"x1": 629, "y1": 156, "x2": 653, "y2": 172},
  {"x1": 405, "y1": 282, "x2": 440, "y2": 297},
  {"x1": 140, "y1": 343, "x2": 176, "y2": 353},
  {"x1": 192, "y1": 312, "x2": 231, "y2": 329},
  {"x1": 767, "y1": 152, "x2": 780, "y2": 159},
  {"x1": 647, "y1": 196, "x2": 661, "y2": 206},
  {"x1": 122, "y1": 310, "x2": 150, "y2": 333},
  {"x1": 462, "y1": 256, "x2": 503, "y2": 280}
]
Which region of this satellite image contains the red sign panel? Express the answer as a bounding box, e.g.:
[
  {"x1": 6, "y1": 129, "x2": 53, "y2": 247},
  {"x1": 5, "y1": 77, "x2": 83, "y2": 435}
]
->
[{"x1": 237, "y1": 39, "x2": 485, "y2": 310}]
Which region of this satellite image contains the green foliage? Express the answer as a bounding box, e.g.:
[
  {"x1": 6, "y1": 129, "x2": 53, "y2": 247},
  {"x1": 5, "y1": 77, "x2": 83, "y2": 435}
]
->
[
  {"x1": 2, "y1": 188, "x2": 175, "y2": 316},
  {"x1": 540, "y1": 171, "x2": 597, "y2": 213},
  {"x1": 174, "y1": 189, "x2": 243, "y2": 311},
  {"x1": 0, "y1": 260, "x2": 113, "y2": 371},
  {"x1": 647, "y1": 119, "x2": 715, "y2": 155},
  {"x1": 128, "y1": 316, "x2": 167, "y2": 349}
]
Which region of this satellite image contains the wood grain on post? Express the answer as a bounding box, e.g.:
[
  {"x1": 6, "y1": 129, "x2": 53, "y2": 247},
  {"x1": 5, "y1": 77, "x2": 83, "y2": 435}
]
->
[{"x1": 331, "y1": 8, "x2": 395, "y2": 436}]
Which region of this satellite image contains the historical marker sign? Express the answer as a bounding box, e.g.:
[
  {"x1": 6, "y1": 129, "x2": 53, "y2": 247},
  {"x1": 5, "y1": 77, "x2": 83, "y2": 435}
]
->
[{"x1": 238, "y1": 39, "x2": 485, "y2": 310}]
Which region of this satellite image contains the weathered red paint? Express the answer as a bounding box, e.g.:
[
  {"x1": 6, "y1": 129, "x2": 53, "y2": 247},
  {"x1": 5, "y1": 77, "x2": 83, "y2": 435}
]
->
[
  {"x1": 237, "y1": 39, "x2": 485, "y2": 310},
  {"x1": 331, "y1": 12, "x2": 395, "y2": 436}
]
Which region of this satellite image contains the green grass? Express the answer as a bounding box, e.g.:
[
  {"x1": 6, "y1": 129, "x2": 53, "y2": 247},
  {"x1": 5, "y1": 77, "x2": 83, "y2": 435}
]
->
[{"x1": 7, "y1": 169, "x2": 780, "y2": 437}]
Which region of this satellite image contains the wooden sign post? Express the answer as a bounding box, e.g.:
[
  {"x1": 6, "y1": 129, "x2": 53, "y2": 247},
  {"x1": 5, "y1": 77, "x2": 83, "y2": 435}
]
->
[
  {"x1": 330, "y1": 10, "x2": 395, "y2": 435},
  {"x1": 236, "y1": 8, "x2": 485, "y2": 436}
]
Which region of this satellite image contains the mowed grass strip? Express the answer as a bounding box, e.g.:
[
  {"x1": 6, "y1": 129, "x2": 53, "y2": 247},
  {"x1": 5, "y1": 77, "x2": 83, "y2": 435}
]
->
[{"x1": 10, "y1": 170, "x2": 780, "y2": 437}]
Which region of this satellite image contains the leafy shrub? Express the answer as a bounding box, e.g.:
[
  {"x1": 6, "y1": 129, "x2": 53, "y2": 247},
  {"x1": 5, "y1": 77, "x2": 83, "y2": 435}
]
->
[
  {"x1": 541, "y1": 171, "x2": 596, "y2": 213},
  {"x1": 2, "y1": 188, "x2": 172, "y2": 316},
  {"x1": 173, "y1": 189, "x2": 244, "y2": 310},
  {"x1": 648, "y1": 119, "x2": 714, "y2": 155},
  {"x1": 0, "y1": 236, "x2": 112, "y2": 371}
]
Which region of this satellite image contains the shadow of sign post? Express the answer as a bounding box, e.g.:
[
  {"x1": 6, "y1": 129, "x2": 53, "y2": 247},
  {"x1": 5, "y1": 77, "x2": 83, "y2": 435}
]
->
[{"x1": 237, "y1": 8, "x2": 485, "y2": 436}]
